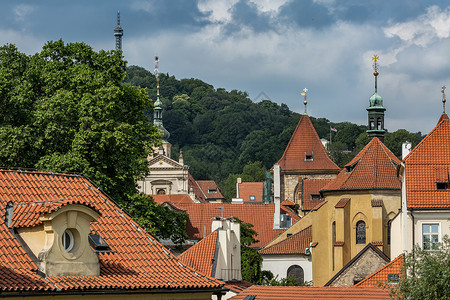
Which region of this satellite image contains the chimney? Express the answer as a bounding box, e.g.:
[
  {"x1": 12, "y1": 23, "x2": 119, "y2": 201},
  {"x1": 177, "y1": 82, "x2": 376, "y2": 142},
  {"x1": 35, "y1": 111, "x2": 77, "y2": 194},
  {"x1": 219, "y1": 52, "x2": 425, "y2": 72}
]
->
[
  {"x1": 273, "y1": 164, "x2": 281, "y2": 229},
  {"x1": 402, "y1": 141, "x2": 412, "y2": 159},
  {"x1": 236, "y1": 177, "x2": 242, "y2": 198}
]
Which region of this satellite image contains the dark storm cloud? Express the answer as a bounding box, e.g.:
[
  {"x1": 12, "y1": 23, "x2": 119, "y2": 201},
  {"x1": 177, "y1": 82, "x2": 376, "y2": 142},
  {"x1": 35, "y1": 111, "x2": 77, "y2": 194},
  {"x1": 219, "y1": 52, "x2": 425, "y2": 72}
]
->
[
  {"x1": 223, "y1": 0, "x2": 275, "y2": 34},
  {"x1": 278, "y1": 0, "x2": 335, "y2": 29}
]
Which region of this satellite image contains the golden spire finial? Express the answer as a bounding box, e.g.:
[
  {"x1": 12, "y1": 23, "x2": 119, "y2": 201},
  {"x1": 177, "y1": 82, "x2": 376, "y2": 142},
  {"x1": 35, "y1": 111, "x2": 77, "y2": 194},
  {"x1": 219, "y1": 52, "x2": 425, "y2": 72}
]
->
[
  {"x1": 301, "y1": 88, "x2": 308, "y2": 114},
  {"x1": 442, "y1": 86, "x2": 446, "y2": 114}
]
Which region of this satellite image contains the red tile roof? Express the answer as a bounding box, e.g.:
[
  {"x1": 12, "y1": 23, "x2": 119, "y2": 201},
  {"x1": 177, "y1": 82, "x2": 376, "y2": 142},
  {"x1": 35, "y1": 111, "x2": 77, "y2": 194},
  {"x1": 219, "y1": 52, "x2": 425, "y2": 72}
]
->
[
  {"x1": 230, "y1": 285, "x2": 390, "y2": 299},
  {"x1": 151, "y1": 194, "x2": 196, "y2": 205},
  {"x1": 301, "y1": 179, "x2": 332, "y2": 210},
  {"x1": 355, "y1": 255, "x2": 404, "y2": 287},
  {"x1": 404, "y1": 119, "x2": 450, "y2": 208},
  {"x1": 281, "y1": 199, "x2": 296, "y2": 206},
  {"x1": 0, "y1": 170, "x2": 223, "y2": 293},
  {"x1": 335, "y1": 197, "x2": 350, "y2": 208},
  {"x1": 196, "y1": 180, "x2": 226, "y2": 200},
  {"x1": 174, "y1": 203, "x2": 300, "y2": 248},
  {"x1": 224, "y1": 280, "x2": 253, "y2": 293},
  {"x1": 321, "y1": 138, "x2": 401, "y2": 192},
  {"x1": 276, "y1": 114, "x2": 340, "y2": 172},
  {"x1": 238, "y1": 182, "x2": 264, "y2": 203},
  {"x1": 259, "y1": 226, "x2": 312, "y2": 255},
  {"x1": 178, "y1": 230, "x2": 218, "y2": 277}
]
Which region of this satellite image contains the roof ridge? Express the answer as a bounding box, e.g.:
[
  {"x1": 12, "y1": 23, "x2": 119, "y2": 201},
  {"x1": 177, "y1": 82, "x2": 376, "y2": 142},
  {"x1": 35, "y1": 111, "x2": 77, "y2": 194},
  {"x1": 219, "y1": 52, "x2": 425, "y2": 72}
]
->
[{"x1": 355, "y1": 254, "x2": 404, "y2": 287}]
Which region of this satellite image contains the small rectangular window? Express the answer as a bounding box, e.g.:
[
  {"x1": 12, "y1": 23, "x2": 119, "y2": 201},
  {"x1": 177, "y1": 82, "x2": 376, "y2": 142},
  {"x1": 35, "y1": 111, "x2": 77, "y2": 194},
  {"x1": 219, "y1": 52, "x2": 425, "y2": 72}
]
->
[
  {"x1": 422, "y1": 224, "x2": 439, "y2": 250},
  {"x1": 305, "y1": 153, "x2": 313, "y2": 161},
  {"x1": 437, "y1": 182, "x2": 447, "y2": 190},
  {"x1": 310, "y1": 194, "x2": 321, "y2": 201},
  {"x1": 249, "y1": 195, "x2": 255, "y2": 201},
  {"x1": 208, "y1": 189, "x2": 217, "y2": 193}
]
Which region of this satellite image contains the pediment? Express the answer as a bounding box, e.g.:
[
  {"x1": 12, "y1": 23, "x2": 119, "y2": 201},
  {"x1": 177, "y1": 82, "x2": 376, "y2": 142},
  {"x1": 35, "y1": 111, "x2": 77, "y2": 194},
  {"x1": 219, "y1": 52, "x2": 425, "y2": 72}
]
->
[{"x1": 148, "y1": 155, "x2": 186, "y2": 169}]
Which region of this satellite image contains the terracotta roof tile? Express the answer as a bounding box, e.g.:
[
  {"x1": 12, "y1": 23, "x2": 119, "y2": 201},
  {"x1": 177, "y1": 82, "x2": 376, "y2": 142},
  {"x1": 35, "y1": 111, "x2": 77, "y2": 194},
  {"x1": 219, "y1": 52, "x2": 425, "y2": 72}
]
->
[
  {"x1": 0, "y1": 170, "x2": 223, "y2": 293},
  {"x1": 178, "y1": 230, "x2": 218, "y2": 277},
  {"x1": 259, "y1": 226, "x2": 312, "y2": 255},
  {"x1": 230, "y1": 285, "x2": 390, "y2": 299},
  {"x1": 371, "y1": 199, "x2": 383, "y2": 207},
  {"x1": 356, "y1": 255, "x2": 404, "y2": 287},
  {"x1": 321, "y1": 138, "x2": 401, "y2": 192},
  {"x1": 174, "y1": 203, "x2": 300, "y2": 248},
  {"x1": 224, "y1": 280, "x2": 253, "y2": 293},
  {"x1": 301, "y1": 179, "x2": 332, "y2": 211},
  {"x1": 276, "y1": 114, "x2": 340, "y2": 172},
  {"x1": 151, "y1": 194, "x2": 195, "y2": 205},
  {"x1": 335, "y1": 198, "x2": 350, "y2": 208},
  {"x1": 196, "y1": 180, "x2": 225, "y2": 201},
  {"x1": 404, "y1": 119, "x2": 450, "y2": 208},
  {"x1": 238, "y1": 182, "x2": 264, "y2": 203}
]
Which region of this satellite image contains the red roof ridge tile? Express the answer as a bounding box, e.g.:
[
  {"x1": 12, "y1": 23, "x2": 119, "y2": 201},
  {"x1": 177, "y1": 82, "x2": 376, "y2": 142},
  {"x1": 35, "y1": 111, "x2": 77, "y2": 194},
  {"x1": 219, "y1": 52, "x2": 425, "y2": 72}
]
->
[{"x1": 355, "y1": 254, "x2": 404, "y2": 287}]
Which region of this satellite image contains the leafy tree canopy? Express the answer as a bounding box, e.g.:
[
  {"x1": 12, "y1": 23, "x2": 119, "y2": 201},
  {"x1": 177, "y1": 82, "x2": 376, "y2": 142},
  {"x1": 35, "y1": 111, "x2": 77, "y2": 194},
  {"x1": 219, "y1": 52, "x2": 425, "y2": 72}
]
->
[{"x1": 0, "y1": 41, "x2": 187, "y2": 244}]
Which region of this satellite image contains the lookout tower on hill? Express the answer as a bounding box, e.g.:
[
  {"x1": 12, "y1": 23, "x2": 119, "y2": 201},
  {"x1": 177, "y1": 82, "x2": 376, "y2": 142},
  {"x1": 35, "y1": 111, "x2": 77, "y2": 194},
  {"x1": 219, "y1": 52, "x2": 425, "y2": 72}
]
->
[{"x1": 114, "y1": 11, "x2": 123, "y2": 51}]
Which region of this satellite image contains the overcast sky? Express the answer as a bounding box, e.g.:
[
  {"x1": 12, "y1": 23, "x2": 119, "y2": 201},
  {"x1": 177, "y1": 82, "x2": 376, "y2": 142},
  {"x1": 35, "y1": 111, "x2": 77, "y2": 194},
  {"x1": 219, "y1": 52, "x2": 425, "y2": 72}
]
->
[{"x1": 1, "y1": 0, "x2": 450, "y2": 134}]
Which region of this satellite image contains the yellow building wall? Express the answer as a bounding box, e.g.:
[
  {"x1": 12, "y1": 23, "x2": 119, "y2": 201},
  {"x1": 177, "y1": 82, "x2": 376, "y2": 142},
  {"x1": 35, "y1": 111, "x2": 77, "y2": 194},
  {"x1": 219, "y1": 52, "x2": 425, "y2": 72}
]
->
[{"x1": 311, "y1": 190, "x2": 400, "y2": 286}]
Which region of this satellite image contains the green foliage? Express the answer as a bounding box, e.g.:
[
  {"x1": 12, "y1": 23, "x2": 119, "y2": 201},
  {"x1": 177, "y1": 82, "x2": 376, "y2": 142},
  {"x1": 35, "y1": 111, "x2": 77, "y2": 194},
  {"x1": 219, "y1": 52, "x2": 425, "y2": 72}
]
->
[
  {"x1": 391, "y1": 236, "x2": 450, "y2": 299},
  {"x1": 0, "y1": 41, "x2": 187, "y2": 244},
  {"x1": 263, "y1": 275, "x2": 312, "y2": 286},
  {"x1": 384, "y1": 129, "x2": 423, "y2": 158}
]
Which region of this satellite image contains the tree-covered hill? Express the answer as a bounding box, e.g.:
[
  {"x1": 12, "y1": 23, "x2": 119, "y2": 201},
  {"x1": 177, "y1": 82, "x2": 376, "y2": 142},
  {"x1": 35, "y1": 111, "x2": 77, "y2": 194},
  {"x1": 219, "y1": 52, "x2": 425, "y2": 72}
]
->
[{"x1": 125, "y1": 65, "x2": 424, "y2": 200}]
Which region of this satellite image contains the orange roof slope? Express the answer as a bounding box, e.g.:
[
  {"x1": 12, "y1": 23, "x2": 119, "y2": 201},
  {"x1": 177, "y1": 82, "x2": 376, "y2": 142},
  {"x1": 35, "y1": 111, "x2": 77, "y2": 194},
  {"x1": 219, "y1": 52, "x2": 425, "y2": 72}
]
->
[
  {"x1": 230, "y1": 285, "x2": 390, "y2": 299},
  {"x1": 196, "y1": 180, "x2": 226, "y2": 200},
  {"x1": 238, "y1": 182, "x2": 264, "y2": 202},
  {"x1": 151, "y1": 194, "x2": 195, "y2": 205},
  {"x1": 356, "y1": 255, "x2": 404, "y2": 287},
  {"x1": 178, "y1": 230, "x2": 218, "y2": 277},
  {"x1": 0, "y1": 170, "x2": 222, "y2": 293},
  {"x1": 276, "y1": 114, "x2": 340, "y2": 171},
  {"x1": 404, "y1": 118, "x2": 450, "y2": 208},
  {"x1": 259, "y1": 226, "x2": 312, "y2": 255},
  {"x1": 301, "y1": 179, "x2": 332, "y2": 210},
  {"x1": 321, "y1": 137, "x2": 401, "y2": 192},
  {"x1": 175, "y1": 203, "x2": 300, "y2": 248}
]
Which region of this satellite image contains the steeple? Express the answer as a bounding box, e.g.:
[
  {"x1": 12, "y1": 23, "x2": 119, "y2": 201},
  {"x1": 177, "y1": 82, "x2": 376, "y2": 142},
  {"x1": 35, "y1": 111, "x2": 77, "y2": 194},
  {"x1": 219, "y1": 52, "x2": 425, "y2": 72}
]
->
[
  {"x1": 153, "y1": 56, "x2": 171, "y2": 157},
  {"x1": 301, "y1": 88, "x2": 308, "y2": 115},
  {"x1": 114, "y1": 11, "x2": 123, "y2": 51},
  {"x1": 366, "y1": 54, "x2": 386, "y2": 141},
  {"x1": 438, "y1": 86, "x2": 449, "y2": 124}
]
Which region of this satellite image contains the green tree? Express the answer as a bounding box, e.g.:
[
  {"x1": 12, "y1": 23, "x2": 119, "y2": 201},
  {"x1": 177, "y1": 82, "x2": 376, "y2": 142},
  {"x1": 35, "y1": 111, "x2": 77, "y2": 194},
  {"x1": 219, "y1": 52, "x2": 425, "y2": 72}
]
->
[
  {"x1": 391, "y1": 236, "x2": 450, "y2": 299},
  {"x1": 384, "y1": 129, "x2": 423, "y2": 158},
  {"x1": 0, "y1": 41, "x2": 187, "y2": 244}
]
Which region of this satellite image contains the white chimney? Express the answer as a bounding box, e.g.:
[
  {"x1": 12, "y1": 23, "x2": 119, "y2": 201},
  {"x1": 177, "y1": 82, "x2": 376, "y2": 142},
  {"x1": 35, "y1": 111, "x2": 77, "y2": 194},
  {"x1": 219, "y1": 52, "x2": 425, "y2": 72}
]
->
[
  {"x1": 273, "y1": 164, "x2": 281, "y2": 229},
  {"x1": 236, "y1": 177, "x2": 242, "y2": 198},
  {"x1": 402, "y1": 141, "x2": 412, "y2": 159}
]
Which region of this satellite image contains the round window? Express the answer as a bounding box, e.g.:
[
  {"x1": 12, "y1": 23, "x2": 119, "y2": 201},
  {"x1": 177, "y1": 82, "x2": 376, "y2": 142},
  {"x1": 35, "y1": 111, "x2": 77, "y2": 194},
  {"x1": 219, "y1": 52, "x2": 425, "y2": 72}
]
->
[{"x1": 62, "y1": 229, "x2": 75, "y2": 252}]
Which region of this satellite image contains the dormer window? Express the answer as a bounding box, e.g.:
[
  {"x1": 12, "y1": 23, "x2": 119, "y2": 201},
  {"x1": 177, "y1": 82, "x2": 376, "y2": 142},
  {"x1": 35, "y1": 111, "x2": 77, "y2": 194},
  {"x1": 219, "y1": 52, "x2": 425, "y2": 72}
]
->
[
  {"x1": 249, "y1": 195, "x2": 255, "y2": 201},
  {"x1": 346, "y1": 161, "x2": 359, "y2": 173},
  {"x1": 62, "y1": 229, "x2": 75, "y2": 252},
  {"x1": 208, "y1": 189, "x2": 217, "y2": 193},
  {"x1": 310, "y1": 194, "x2": 321, "y2": 201},
  {"x1": 305, "y1": 152, "x2": 313, "y2": 161},
  {"x1": 89, "y1": 234, "x2": 113, "y2": 253}
]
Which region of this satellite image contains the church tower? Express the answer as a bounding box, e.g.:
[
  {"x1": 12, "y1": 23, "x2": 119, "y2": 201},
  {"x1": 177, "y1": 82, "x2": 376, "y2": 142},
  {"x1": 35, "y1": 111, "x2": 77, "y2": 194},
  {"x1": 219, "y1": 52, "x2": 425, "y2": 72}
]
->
[{"x1": 366, "y1": 55, "x2": 386, "y2": 141}]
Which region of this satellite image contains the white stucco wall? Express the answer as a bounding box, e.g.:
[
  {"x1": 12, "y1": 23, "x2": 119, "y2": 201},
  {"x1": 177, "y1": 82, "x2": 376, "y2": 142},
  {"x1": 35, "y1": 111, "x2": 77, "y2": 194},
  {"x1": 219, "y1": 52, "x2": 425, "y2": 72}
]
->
[
  {"x1": 261, "y1": 255, "x2": 312, "y2": 283},
  {"x1": 391, "y1": 210, "x2": 450, "y2": 259}
]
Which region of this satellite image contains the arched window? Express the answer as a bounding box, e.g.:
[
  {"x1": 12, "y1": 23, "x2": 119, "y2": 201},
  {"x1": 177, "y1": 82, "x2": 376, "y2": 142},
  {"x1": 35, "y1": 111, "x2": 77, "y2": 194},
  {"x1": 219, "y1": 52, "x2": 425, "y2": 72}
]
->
[
  {"x1": 356, "y1": 220, "x2": 366, "y2": 244},
  {"x1": 157, "y1": 189, "x2": 166, "y2": 195},
  {"x1": 387, "y1": 220, "x2": 392, "y2": 245},
  {"x1": 287, "y1": 265, "x2": 304, "y2": 284}
]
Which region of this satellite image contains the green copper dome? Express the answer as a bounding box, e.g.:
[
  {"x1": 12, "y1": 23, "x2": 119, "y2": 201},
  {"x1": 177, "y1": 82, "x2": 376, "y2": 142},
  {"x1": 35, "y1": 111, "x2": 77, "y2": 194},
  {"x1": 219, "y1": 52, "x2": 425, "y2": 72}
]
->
[{"x1": 369, "y1": 92, "x2": 384, "y2": 108}]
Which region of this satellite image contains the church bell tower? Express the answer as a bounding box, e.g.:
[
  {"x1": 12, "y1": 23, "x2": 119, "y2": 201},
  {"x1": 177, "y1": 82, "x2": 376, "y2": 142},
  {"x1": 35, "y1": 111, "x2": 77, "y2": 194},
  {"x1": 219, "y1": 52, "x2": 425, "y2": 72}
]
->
[{"x1": 366, "y1": 54, "x2": 386, "y2": 141}]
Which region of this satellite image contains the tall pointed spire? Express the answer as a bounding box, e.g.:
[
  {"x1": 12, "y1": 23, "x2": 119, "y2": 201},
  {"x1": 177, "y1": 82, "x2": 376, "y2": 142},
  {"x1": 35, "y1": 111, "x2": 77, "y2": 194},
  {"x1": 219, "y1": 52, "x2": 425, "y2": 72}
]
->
[
  {"x1": 114, "y1": 11, "x2": 123, "y2": 51},
  {"x1": 366, "y1": 54, "x2": 386, "y2": 141},
  {"x1": 301, "y1": 88, "x2": 308, "y2": 115},
  {"x1": 153, "y1": 56, "x2": 170, "y2": 143}
]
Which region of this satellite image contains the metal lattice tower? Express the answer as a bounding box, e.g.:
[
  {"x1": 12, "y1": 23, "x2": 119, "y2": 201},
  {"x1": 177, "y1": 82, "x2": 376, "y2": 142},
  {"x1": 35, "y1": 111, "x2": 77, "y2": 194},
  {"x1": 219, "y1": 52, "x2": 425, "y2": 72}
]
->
[{"x1": 114, "y1": 11, "x2": 123, "y2": 51}]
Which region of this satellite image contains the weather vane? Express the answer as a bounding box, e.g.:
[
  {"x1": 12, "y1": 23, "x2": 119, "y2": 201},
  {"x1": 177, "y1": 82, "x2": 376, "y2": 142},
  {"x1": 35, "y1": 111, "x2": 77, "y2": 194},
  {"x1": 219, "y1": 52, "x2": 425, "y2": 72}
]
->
[
  {"x1": 372, "y1": 54, "x2": 380, "y2": 93},
  {"x1": 442, "y1": 86, "x2": 446, "y2": 114},
  {"x1": 301, "y1": 88, "x2": 308, "y2": 114}
]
